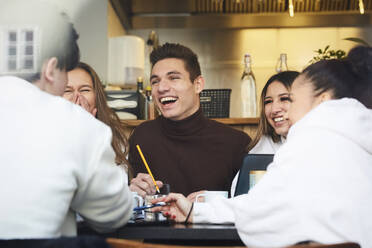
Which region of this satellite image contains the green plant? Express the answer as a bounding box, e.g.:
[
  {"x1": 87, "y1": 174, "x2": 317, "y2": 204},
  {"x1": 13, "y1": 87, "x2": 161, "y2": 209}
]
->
[
  {"x1": 309, "y1": 45, "x2": 346, "y2": 64},
  {"x1": 343, "y1": 37, "x2": 370, "y2": 47},
  {"x1": 310, "y1": 37, "x2": 370, "y2": 64}
]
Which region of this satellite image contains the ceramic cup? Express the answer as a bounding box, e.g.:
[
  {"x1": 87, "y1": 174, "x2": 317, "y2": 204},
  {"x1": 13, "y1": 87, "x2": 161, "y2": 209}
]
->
[{"x1": 195, "y1": 191, "x2": 228, "y2": 203}]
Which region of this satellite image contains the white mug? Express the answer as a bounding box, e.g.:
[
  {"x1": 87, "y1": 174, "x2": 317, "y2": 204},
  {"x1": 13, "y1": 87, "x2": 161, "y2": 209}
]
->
[
  {"x1": 195, "y1": 191, "x2": 228, "y2": 203},
  {"x1": 249, "y1": 170, "x2": 266, "y2": 189}
]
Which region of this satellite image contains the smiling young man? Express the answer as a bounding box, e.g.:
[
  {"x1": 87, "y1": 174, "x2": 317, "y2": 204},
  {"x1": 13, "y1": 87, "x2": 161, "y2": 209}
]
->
[{"x1": 129, "y1": 43, "x2": 251, "y2": 197}]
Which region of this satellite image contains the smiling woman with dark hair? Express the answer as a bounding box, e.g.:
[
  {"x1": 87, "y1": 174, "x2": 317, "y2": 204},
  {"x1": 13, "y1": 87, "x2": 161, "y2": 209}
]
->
[
  {"x1": 152, "y1": 46, "x2": 372, "y2": 248},
  {"x1": 247, "y1": 71, "x2": 299, "y2": 152},
  {"x1": 231, "y1": 70, "x2": 299, "y2": 196}
]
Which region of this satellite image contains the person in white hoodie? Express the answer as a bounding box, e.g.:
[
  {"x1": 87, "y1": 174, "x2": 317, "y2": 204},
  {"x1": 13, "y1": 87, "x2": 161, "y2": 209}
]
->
[
  {"x1": 0, "y1": 0, "x2": 132, "y2": 238},
  {"x1": 152, "y1": 45, "x2": 372, "y2": 248}
]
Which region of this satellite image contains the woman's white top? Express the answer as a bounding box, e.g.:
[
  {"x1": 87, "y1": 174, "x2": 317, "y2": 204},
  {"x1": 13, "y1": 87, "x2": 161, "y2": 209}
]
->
[
  {"x1": 230, "y1": 135, "x2": 284, "y2": 196},
  {"x1": 194, "y1": 98, "x2": 372, "y2": 248}
]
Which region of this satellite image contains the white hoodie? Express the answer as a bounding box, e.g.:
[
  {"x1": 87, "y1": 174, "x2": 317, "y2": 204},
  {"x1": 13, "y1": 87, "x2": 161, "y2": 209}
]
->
[{"x1": 194, "y1": 98, "x2": 372, "y2": 248}]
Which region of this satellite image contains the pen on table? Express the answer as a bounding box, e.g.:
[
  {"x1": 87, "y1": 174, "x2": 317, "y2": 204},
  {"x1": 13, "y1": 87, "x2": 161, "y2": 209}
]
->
[
  {"x1": 136, "y1": 144, "x2": 161, "y2": 194},
  {"x1": 133, "y1": 202, "x2": 166, "y2": 212}
]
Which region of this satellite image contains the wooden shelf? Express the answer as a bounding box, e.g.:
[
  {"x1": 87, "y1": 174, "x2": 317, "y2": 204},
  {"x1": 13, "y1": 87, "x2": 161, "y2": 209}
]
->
[{"x1": 121, "y1": 118, "x2": 259, "y2": 127}]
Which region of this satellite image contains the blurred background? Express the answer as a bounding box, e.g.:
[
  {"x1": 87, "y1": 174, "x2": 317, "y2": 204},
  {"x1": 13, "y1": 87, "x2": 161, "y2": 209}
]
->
[{"x1": 65, "y1": 0, "x2": 372, "y2": 117}]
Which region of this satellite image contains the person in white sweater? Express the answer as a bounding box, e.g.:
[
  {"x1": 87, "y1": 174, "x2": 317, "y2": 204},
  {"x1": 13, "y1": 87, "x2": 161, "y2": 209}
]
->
[
  {"x1": 231, "y1": 71, "x2": 299, "y2": 196},
  {"x1": 152, "y1": 46, "x2": 372, "y2": 248},
  {"x1": 0, "y1": 0, "x2": 132, "y2": 238}
]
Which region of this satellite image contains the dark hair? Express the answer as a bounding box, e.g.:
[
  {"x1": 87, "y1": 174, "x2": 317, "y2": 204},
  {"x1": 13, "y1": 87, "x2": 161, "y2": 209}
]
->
[
  {"x1": 302, "y1": 59, "x2": 355, "y2": 99},
  {"x1": 301, "y1": 45, "x2": 372, "y2": 108},
  {"x1": 27, "y1": 22, "x2": 80, "y2": 82},
  {"x1": 1, "y1": 1, "x2": 80, "y2": 83},
  {"x1": 247, "y1": 71, "x2": 299, "y2": 152},
  {"x1": 58, "y1": 23, "x2": 80, "y2": 71},
  {"x1": 76, "y1": 62, "x2": 132, "y2": 175},
  {"x1": 150, "y1": 43, "x2": 201, "y2": 82},
  {"x1": 347, "y1": 46, "x2": 372, "y2": 109}
]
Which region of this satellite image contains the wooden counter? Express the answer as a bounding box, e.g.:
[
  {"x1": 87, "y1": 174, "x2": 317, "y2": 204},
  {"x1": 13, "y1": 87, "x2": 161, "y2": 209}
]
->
[
  {"x1": 121, "y1": 118, "x2": 259, "y2": 138},
  {"x1": 121, "y1": 117, "x2": 258, "y2": 127}
]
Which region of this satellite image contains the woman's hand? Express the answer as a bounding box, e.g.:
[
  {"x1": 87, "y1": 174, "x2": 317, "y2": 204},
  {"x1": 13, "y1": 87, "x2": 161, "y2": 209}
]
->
[
  {"x1": 76, "y1": 94, "x2": 97, "y2": 116},
  {"x1": 152, "y1": 193, "x2": 193, "y2": 223}
]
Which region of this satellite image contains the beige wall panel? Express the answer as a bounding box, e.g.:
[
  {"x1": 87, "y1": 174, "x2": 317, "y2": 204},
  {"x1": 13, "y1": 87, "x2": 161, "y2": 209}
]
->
[{"x1": 108, "y1": 0, "x2": 126, "y2": 37}]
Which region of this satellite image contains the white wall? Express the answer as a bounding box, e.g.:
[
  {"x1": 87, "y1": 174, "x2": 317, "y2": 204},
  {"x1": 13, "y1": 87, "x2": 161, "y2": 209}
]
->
[
  {"x1": 74, "y1": 0, "x2": 108, "y2": 81},
  {"x1": 57, "y1": 0, "x2": 108, "y2": 82}
]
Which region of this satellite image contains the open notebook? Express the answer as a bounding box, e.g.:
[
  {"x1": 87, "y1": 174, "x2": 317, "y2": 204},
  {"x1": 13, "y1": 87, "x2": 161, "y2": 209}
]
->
[{"x1": 234, "y1": 154, "x2": 274, "y2": 197}]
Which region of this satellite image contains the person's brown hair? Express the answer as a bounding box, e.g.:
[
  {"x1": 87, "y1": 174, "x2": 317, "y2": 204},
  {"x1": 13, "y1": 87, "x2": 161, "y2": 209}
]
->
[
  {"x1": 76, "y1": 62, "x2": 131, "y2": 173},
  {"x1": 247, "y1": 71, "x2": 299, "y2": 152}
]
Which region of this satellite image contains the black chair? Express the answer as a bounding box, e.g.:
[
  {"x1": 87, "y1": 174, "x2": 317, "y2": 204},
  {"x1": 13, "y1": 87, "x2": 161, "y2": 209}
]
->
[{"x1": 234, "y1": 154, "x2": 274, "y2": 197}]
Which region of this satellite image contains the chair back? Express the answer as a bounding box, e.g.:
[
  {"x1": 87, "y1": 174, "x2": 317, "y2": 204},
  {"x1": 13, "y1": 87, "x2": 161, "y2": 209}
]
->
[
  {"x1": 106, "y1": 238, "x2": 242, "y2": 248},
  {"x1": 106, "y1": 238, "x2": 360, "y2": 248},
  {"x1": 291, "y1": 242, "x2": 360, "y2": 248},
  {"x1": 234, "y1": 154, "x2": 273, "y2": 197}
]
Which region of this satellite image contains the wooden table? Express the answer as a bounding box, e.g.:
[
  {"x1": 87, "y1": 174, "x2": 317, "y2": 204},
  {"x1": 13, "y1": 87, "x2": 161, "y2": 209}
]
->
[{"x1": 120, "y1": 118, "x2": 259, "y2": 139}]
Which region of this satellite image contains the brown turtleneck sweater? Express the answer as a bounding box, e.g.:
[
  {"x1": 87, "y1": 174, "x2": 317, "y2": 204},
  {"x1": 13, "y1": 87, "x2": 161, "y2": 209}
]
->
[{"x1": 128, "y1": 108, "x2": 251, "y2": 196}]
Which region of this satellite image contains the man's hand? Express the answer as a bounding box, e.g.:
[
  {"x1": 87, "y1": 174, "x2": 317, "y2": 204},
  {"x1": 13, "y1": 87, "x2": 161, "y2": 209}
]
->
[{"x1": 130, "y1": 173, "x2": 163, "y2": 198}]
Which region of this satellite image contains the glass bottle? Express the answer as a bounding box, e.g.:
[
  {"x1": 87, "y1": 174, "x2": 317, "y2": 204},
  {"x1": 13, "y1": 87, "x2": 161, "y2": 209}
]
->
[
  {"x1": 137, "y1": 76, "x2": 143, "y2": 93},
  {"x1": 240, "y1": 53, "x2": 257, "y2": 118},
  {"x1": 137, "y1": 77, "x2": 146, "y2": 119},
  {"x1": 145, "y1": 86, "x2": 156, "y2": 120},
  {"x1": 145, "y1": 85, "x2": 151, "y2": 99},
  {"x1": 276, "y1": 53, "x2": 288, "y2": 73}
]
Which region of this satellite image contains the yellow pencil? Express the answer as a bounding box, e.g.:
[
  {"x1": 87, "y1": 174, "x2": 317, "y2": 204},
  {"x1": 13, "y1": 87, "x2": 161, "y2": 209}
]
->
[{"x1": 136, "y1": 144, "x2": 160, "y2": 194}]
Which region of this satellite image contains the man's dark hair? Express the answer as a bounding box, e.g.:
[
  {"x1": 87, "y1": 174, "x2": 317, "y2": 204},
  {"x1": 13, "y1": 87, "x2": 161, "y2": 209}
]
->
[
  {"x1": 150, "y1": 43, "x2": 201, "y2": 82},
  {"x1": 26, "y1": 22, "x2": 80, "y2": 83},
  {"x1": 58, "y1": 23, "x2": 80, "y2": 71},
  {"x1": 1, "y1": 1, "x2": 81, "y2": 83}
]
